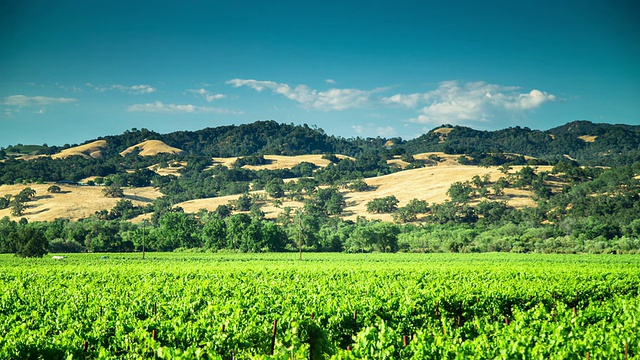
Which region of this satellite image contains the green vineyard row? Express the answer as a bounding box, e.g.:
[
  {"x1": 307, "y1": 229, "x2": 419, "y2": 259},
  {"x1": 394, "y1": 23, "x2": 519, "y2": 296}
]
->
[{"x1": 1, "y1": 253, "x2": 638, "y2": 359}]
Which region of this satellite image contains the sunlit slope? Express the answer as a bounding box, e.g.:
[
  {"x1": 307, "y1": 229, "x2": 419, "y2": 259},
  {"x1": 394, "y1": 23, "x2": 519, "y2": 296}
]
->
[
  {"x1": 209, "y1": 154, "x2": 354, "y2": 170},
  {"x1": 1, "y1": 157, "x2": 550, "y2": 223},
  {"x1": 52, "y1": 140, "x2": 107, "y2": 159},
  {"x1": 169, "y1": 162, "x2": 550, "y2": 222},
  {"x1": 0, "y1": 184, "x2": 162, "y2": 222},
  {"x1": 120, "y1": 140, "x2": 184, "y2": 156}
]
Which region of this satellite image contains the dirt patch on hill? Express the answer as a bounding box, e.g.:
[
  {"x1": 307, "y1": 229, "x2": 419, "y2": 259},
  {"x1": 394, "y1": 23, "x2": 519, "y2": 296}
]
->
[{"x1": 578, "y1": 135, "x2": 597, "y2": 143}]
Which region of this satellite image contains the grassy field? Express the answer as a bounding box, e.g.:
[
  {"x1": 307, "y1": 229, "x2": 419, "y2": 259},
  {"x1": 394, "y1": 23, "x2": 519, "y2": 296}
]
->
[{"x1": 1, "y1": 252, "x2": 638, "y2": 359}]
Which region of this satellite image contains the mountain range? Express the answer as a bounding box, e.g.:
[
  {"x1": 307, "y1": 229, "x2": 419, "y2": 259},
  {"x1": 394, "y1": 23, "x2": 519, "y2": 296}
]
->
[{"x1": 3, "y1": 120, "x2": 639, "y2": 166}]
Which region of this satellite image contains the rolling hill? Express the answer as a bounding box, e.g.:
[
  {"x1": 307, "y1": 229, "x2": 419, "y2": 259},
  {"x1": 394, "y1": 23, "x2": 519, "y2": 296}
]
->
[
  {"x1": 0, "y1": 153, "x2": 545, "y2": 223},
  {"x1": 0, "y1": 119, "x2": 637, "y2": 224},
  {"x1": 51, "y1": 140, "x2": 107, "y2": 159},
  {"x1": 120, "y1": 140, "x2": 185, "y2": 157}
]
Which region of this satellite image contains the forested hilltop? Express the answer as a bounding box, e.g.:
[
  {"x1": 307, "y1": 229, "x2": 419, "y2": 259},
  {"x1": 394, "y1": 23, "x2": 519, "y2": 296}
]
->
[
  {"x1": 3, "y1": 120, "x2": 640, "y2": 165},
  {"x1": 403, "y1": 120, "x2": 640, "y2": 166},
  {"x1": 1, "y1": 120, "x2": 640, "y2": 257}
]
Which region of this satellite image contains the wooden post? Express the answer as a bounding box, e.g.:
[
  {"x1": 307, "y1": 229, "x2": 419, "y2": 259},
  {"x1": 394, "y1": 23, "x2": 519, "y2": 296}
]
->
[
  {"x1": 270, "y1": 319, "x2": 278, "y2": 355},
  {"x1": 625, "y1": 342, "x2": 629, "y2": 360},
  {"x1": 310, "y1": 333, "x2": 314, "y2": 360},
  {"x1": 505, "y1": 317, "x2": 509, "y2": 326},
  {"x1": 353, "y1": 310, "x2": 358, "y2": 321},
  {"x1": 586, "y1": 351, "x2": 590, "y2": 360},
  {"x1": 83, "y1": 341, "x2": 88, "y2": 352},
  {"x1": 403, "y1": 335, "x2": 408, "y2": 347},
  {"x1": 152, "y1": 329, "x2": 157, "y2": 341},
  {"x1": 221, "y1": 324, "x2": 225, "y2": 332}
]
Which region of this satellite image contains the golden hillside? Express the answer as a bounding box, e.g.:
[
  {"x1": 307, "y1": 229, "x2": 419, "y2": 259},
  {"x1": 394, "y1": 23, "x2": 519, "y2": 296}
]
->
[
  {"x1": 210, "y1": 154, "x2": 354, "y2": 170},
  {"x1": 120, "y1": 140, "x2": 185, "y2": 157},
  {"x1": 52, "y1": 140, "x2": 107, "y2": 159},
  {"x1": 1, "y1": 157, "x2": 550, "y2": 223},
  {"x1": 433, "y1": 127, "x2": 453, "y2": 143},
  {"x1": 0, "y1": 184, "x2": 162, "y2": 222},
  {"x1": 166, "y1": 162, "x2": 550, "y2": 223}
]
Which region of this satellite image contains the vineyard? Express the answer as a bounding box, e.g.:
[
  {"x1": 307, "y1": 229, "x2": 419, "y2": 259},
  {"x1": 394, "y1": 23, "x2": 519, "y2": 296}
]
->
[{"x1": 1, "y1": 253, "x2": 638, "y2": 359}]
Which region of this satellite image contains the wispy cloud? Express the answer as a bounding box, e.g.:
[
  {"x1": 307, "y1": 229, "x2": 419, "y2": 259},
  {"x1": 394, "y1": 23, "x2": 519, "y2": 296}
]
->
[
  {"x1": 383, "y1": 81, "x2": 556, "y2": 125},
  {"x1": 127, "y1": 101, "x2": 241, "y2": 114},
  {"x1": 87, "y1": 83, "x2": 156, "y2": 94},
  {"x1": 226, "y1": 78, "x2": 556, "y2": 125},
  {"x1": 227, "y1": 78, "x2": 381, "y2": 111},
  {"x1": 325, "y1": 79, "x2": 336, "y2": 84},
  {"x1": 352, "y1": 123, "x2": 397, "y2": 137},
  {"x1": 186, "y1": 88, "x2": 227, "y2": 102},
  {"x1": 2, "y1": 95, "x2": 77, "y2": 106}
]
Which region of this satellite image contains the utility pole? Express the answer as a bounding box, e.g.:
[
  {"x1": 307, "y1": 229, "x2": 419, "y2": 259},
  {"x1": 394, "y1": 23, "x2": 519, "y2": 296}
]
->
[
  {"x1": 298, "y1": 209, "x2": 303, "y2": 261},
  {"x1": 141, "y1": 220, "x2": 146, "y2": 260}
]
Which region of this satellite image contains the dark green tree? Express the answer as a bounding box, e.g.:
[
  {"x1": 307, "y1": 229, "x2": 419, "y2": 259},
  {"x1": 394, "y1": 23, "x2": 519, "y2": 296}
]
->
[
  {"x1": 11, "y1": 201, "x2": 25, "y2": 217},
  {"x1": 446, "y1": 181, "x2": 474, "y2": 203},
  {"x1": 265, "y1": 178, "x2": 285, "y2": 198},
  {"x1": 102, "y1": 184, "x2": 125, "y2": 198},
  {"x1": 366, "y1": 196, "x2": 399, "y2": 214},
  {"x1": 13, "y1": 224, "x2": 48, "y2": 258}
]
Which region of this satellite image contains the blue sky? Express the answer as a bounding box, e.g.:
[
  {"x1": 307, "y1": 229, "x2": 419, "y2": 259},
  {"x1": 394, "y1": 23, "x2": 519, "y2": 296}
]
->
[{"x1": 1, "y1": 0, "x2": 638, "y2": 148}]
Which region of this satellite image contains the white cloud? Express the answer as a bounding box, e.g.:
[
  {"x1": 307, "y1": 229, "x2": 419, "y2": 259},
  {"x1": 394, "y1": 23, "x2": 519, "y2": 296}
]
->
[
  {"x1": 127, "y1": 101, "x2": 241, "y2": 114},
  {"x1": 88, "y1": 83, "x2": 156, "y2": 94},
  {"x1": 506, "y1": 89, "x2": 557, "y2": 110},
  {"x1": 226, "y1": 78, "x2": 379, "y2": 111},
  {"x1": 382, "y1": 81, "x2": 556, "y2": 125},
  {"x1": 2, "y1": 95, "x2": 77, "y2": 106},
  {"x1": 383, "y1": 93, "x2": 426, "y2": 107},
  {"x1": 225, "y1": 78, "x2": 556, "y2": 124},
  {"x1": 352, "y1": 124, "x2": 397, "y2": 137},
  {"x1": 325, "y1": 79, "x2": 336, "y2": 84},
  {"x1": 186, "y1": 88, "x2": 227, "y2": 102}
]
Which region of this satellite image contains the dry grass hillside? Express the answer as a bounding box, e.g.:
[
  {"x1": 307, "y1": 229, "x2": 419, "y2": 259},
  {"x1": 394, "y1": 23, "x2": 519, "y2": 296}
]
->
[
  {"x1": 433, "y1": 127, "x2": 453, "y2": 143},
  {"x1": 52, "y1": 140, "x2": 107, "y2": 159},
  {"x1": 120, "y1": 140, "x2": 184, "y2": 157},
  {"x1": 2, "y1": 151, "x2": 552, "y2": 223},
  {"x1": 341, "y1": 165, "x2": 548, "y2": 222},
  {"x1": 0, "y1": 184, "x2": 162, "y2": 222},
  {"x1": 210, "y1": 154, "x2": 354, "y2": 170},
  {"x1": 166, "y1": 160, "x2": 551, "y2": 223}
]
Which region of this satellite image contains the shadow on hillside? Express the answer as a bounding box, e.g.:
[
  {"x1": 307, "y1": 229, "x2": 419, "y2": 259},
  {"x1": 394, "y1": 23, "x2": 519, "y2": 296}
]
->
[
  {"x1": 25, "y1": 207, "x2": 49, "y2": 216},
  {"x1": 125, "y1": 195, "x2": 155, "y2": 203},
  {"x1": 341, "y1": 210, "x2": 356, "y2": 217}
]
